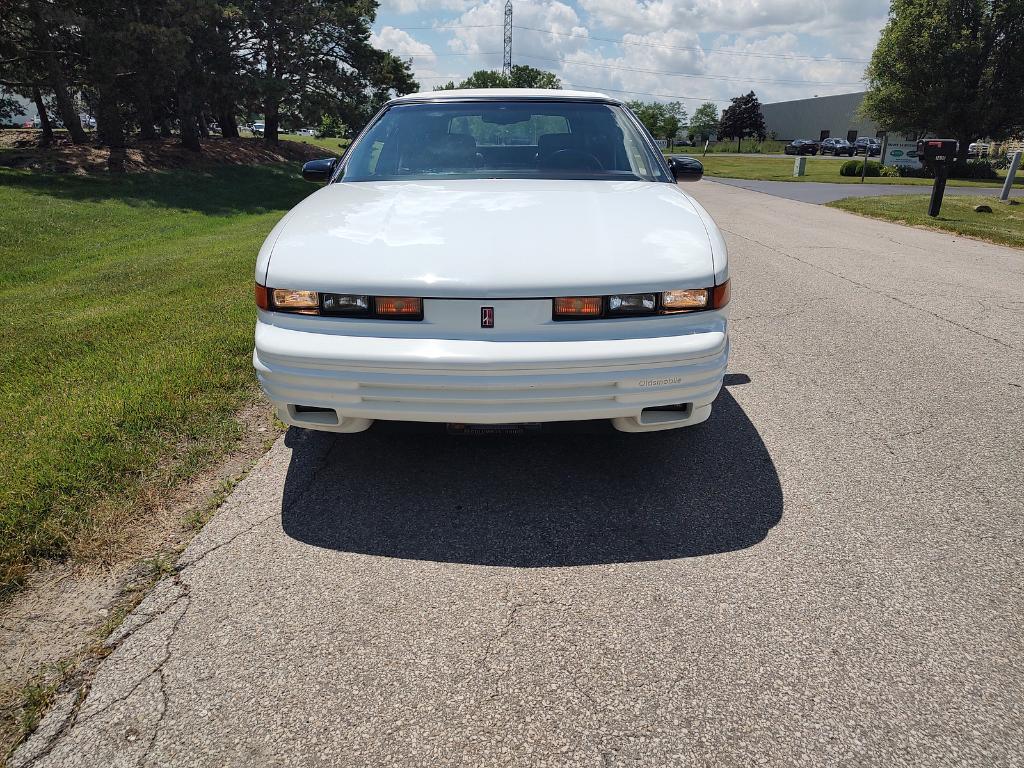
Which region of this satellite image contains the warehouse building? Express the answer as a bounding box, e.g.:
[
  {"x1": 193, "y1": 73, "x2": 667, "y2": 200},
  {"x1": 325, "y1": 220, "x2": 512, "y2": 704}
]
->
[{"x1": 762, "y1": 91, "x2": 882, "y2": 144}]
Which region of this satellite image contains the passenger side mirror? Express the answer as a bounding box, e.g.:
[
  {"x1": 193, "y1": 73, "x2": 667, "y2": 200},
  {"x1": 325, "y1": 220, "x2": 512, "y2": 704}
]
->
[
  {"x1": 301, "y1": 157, "x2": 337, "y2": 182},
  {"x1": 668, "y1": 156, "x2": 703, "y2": 182}
]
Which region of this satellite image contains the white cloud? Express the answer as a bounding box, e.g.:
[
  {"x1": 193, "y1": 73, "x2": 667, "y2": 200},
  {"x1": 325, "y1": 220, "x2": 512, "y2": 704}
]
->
[
  {"x1": 446, "y1": 0, "x2": 589, "y2": 58},
  {"x1": 371, "y1": 26, "x2": 438, "y2": 63},
  {"x1": 380, "y1": 0, "x2": 474, "y2": 15},
  {"x1": 577, "y1": 0, "x2": 888, "y2": 36},
  {"x1": 374, "y1": 0, "x2": 887, "y2": 103}
]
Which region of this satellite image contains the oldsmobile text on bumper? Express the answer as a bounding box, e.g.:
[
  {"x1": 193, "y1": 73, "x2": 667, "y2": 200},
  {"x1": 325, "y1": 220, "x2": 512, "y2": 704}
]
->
[{"x1": 254, "y1": 310, "x2": 729, "y2": 434}]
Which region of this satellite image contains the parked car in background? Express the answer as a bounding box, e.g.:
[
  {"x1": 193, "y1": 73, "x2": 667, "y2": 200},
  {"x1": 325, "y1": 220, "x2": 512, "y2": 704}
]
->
[
  {"x1": 251, "y1": 122, "x2": 265, "y2": 136},
  {"x1": 968, "y1": 142, "x2": 989, "y2": 158},
  {"x1": 784, "y1": 139, "x2": 819, "y2": 156},
  {"x1": 853, "y1": 137, "x2": 881, "y2": 157},
  {"x1": 253, "y1": 89, "x2": 729, "y2": 435},
  {"x1": 297, "y1": 128, "x2": 317, "y2": 136},
  {"x1": 820, "y1": 137, "x2": 854, "y2": 157}
]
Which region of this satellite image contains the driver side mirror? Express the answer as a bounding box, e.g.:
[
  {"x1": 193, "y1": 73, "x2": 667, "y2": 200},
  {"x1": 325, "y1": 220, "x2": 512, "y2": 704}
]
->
[
  {"x1": 301, "y1": 157, "x2": 337, "y2": 182},
  {"x1": 668, "y1": 156, "x2": 703, "y2": 182}
]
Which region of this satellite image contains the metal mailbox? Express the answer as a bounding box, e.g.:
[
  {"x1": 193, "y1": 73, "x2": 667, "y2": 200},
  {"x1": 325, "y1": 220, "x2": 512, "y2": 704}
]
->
[{"x1": 917, "y1": 139, "x2": 958, "y2": 163}]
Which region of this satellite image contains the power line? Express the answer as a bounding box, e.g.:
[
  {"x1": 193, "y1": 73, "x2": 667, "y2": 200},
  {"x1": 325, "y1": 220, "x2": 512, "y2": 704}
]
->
[
  {"x1": 385, "y1": 51, "x2": 503, "y2": 57},
  {"x1": 381, "y1": 23, "x2": 871, "y2": 64},
  {"x1": 384, "y1": 24, "x2": 501, "y2": 31},
  {"x1": 411, "y1": 75, "x2": 731, "y2": 104},
  {"x1": 516, "y1": 52, "x2": 865, "y2": 86},
  {"x1": 387, "y1": 50, "x2": 865, "y2": 87},
  {"x1": 513, "y1": 25, "x2": 872, "y2": 64},
  {"x1": 560, "y1": 83, "x2": 729, "y2": 103}
]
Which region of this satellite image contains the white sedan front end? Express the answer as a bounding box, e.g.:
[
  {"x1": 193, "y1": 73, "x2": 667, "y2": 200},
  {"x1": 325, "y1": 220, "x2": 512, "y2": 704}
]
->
[{"x1": 253, "y1": 90, "x2": 730, "y2": 434}]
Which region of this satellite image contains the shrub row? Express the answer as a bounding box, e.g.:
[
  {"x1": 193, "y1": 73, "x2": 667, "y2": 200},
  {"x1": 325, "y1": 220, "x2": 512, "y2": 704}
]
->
[
  {"x1": 839, "y1": 160, "x2": 881, "y2": 177},
  {"x1": 839, "y1": 159, "x2": 1001, "y2": 180}
]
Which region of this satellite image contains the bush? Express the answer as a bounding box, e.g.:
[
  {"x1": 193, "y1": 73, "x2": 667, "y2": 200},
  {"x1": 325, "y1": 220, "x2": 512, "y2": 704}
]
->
[
  {"x1": 840, "y1": 160, "x2": 881, "y2": 177},
  {"x1": 951, "y1": 160, "x2": 999, "y2": 180},
  {"x1": 879, "y1": 164, "x2": 902, "y2": 178},
  {"x1": 317, "y1": 114, "x2": 346, "y2": 139}
]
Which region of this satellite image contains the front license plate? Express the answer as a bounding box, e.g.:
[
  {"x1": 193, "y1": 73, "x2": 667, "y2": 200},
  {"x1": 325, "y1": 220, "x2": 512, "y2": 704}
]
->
[{"x1": 446, "y1": 423, "x2": 542, "y2": 435}]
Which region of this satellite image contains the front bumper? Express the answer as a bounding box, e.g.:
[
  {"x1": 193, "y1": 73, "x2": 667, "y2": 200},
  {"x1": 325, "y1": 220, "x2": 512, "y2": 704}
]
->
[{"x1": 253, "y1": 320, "x2": 729, "y2": 433}]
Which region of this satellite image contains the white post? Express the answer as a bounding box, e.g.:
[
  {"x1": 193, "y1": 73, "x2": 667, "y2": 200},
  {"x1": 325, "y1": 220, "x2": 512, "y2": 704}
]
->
[
  {"x1": 793, "y1": 156, "x2": 806, "y2": 177},
  {"x1": 1000, "y1": 151, "x2": 1021, "y2": 202}
]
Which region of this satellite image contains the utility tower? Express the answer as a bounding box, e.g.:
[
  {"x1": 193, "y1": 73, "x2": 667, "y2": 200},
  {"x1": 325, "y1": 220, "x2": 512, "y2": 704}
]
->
[{"x1": 502, "y1": 0, "x2": 513, "y2": 79}]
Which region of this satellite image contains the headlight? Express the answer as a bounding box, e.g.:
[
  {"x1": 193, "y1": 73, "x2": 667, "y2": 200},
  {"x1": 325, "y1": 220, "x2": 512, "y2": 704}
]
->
[
  {"x1": 608, "y1": 293, "x2": 656, "y2": 314},
  {"x1": 255, "y1": 284, "x2": 425, "y2": 320},
  {"x1": 661, "y1": 288, "x2": 709, "y2": 311},
  {"x1": 553, "y1": 280, "x2": 729, "y2": 320},
  {"x1": 322, "y1": 293, "x2": 370, "y2": 314},
  {"x1": 272, "y1": 288, "x2": 319, "y2": 313}
]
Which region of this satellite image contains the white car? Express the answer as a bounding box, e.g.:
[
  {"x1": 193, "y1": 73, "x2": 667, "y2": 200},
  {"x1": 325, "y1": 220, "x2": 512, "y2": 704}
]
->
[{"x1": 253, "y1": 89, "x2": 730, "y2": 434}]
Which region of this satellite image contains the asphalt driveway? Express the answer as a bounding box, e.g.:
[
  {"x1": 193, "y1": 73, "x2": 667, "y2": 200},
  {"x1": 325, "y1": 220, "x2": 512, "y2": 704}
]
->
[{"x1": 16, "y1": 181, "x2": 1024, "y2": 767}]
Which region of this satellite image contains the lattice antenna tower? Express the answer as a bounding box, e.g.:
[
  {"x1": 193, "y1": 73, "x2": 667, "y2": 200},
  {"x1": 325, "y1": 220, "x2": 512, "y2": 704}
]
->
[{"x1": 502, "y1": 1, "x2": 513, "y2": 79}]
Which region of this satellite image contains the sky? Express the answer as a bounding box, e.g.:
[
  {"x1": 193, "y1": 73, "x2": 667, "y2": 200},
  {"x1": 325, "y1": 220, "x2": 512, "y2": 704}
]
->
[{"x1": 371, "y1": 0, "x2": 892, "y2": 111}]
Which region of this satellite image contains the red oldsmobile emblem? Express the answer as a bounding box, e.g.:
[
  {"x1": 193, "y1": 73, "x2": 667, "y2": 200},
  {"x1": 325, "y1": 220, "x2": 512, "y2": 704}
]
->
[{"x1": 481, "y1": 306, "x2": 494, "y2": 328}]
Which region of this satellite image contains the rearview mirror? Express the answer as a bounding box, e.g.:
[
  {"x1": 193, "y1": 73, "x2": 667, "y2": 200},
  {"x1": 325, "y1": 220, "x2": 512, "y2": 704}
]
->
[
  {"x1": 668, "y1": 156, "x2": 703, "y2": 182},
  {"x1": 301, "y1": 157, "x2": 336, "y2": 182}
]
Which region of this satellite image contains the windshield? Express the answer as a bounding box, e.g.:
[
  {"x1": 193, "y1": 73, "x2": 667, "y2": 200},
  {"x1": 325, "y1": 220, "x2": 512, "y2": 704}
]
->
[{"x1": 340, "y1": 100, "x2": 670, "y2": 182}]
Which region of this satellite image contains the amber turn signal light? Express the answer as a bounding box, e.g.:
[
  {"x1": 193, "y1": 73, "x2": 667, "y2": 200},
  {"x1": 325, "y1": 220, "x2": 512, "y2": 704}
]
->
[
  {"x1": 255, "y1": 283, "x2": 270, "y2": 310},
  {"x1": 375, "y1": 296, "x2": 423, "y2": 318},
  {"x1": 712, "y1": 279, "x2": 731, "y2": 309},
  {"x1": 554, "y1": 296, "x2": 603, "y2": 318}
]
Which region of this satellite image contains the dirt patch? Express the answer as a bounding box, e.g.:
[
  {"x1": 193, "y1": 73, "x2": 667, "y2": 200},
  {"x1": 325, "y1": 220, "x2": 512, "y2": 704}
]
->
[
  {"x1": 0, "y1": 399, "x2": 283, "y2": 759},
  {"x1": 0, "y1": 130, "x2": 336, "y2": 174}
]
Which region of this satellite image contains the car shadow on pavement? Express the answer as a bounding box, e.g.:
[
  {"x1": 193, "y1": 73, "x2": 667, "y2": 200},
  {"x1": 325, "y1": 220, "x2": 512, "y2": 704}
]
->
[{"x1": 280, "y1": 387, "x2": 781, "y2": 566}]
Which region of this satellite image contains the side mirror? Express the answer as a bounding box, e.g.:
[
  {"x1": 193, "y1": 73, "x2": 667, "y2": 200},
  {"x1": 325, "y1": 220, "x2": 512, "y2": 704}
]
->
[
  {"x1": 668, "y1": 155, "x2": 703, "y2": 182},
  {"x1": 301, "y1": 157, "x2": 336, "y2": 182}
]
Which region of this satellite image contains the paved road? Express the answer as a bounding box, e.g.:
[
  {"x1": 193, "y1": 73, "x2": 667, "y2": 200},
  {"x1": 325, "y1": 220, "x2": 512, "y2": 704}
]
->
[
  {"x1": 708, "y1": 176, "x2": 1019, "y2": 203},
  {"x1": 16, "y1": 182, "x2": 1024, "y2": 767}
]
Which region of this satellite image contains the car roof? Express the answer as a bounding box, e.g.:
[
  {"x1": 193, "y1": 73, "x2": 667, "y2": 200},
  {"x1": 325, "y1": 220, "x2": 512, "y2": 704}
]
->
[{"x1": 389, "y1": 88, "x2": 619, "y2": 105}]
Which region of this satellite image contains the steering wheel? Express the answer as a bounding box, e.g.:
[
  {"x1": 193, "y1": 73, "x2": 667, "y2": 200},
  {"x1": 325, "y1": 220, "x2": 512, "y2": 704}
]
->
[{"x1": 544, "y1": 148, "x2": 604, "y2": 171}]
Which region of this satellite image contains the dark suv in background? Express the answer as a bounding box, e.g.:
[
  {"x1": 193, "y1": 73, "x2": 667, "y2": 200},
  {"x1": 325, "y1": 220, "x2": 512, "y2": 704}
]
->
[
  {"x1": 853, "y1": 137, "x2": 881, "y2": 157},
  {"x1": 820, "y1": 138, "x2": 854, "y2": 157},
  {"x1": 784, "y1": 139, "x2": 819, "y2": 156}
]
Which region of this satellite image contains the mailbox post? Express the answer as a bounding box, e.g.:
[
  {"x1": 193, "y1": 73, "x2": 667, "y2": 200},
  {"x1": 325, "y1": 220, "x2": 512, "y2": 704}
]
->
[{"x1": 917, "y1": 139, "x2": 958, "y2": 217}]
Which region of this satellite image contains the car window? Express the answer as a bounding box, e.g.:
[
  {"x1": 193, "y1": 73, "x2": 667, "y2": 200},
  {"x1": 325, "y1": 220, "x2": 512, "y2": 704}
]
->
[{"x1": 340, "y1": 100, "x2": 670, "y2": 182}]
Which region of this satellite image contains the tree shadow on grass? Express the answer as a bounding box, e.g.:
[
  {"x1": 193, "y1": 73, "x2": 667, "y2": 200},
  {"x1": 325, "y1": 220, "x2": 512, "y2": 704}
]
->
[
  {"x1": 280, "y1": 387, "x2": 783, "y2": 567},
  {"x1": 0, "y1": 164, "x2": 314, "y2": 216}
]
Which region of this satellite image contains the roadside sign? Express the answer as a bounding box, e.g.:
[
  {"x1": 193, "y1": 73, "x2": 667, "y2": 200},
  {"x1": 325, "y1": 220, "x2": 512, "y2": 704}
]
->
[{"x1": 883, "y1": 139, "x2": 922, "y2": 169}]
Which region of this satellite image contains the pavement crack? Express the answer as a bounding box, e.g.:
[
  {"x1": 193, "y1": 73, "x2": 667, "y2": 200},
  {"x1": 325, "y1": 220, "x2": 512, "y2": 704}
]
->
[
  {"x1": 175, "y1": 433, "x2": 342, "y2": 574},
  {"x1": 722, "y1": 227, "x2": 1020, "y2": 352},
  {"x1": 74, "y1": 581, "x2": 191, "y2": 731},
  {"x1": 14, "y1": 581, "x2": 191, "y2": 768}
]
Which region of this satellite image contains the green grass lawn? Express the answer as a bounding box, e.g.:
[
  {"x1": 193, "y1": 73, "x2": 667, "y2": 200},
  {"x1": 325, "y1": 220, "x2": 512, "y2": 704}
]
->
[
  {"x1": 271, "y1": 133, "x2": 350, "y2": 154},
  {"x1": 0, "y1": 165, "x2": 314, "y2": 597},
  {"x1": 690, "y1": 155, "x2": 1020, "y2": 188},
  {"x1": 827, "y1": 195, "x2": 1024, "y2": 249}
]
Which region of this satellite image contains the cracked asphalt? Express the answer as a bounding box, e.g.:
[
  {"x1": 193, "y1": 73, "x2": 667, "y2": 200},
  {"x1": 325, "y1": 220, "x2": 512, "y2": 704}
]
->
[{"x1": 14, "y1": 182, "x2": 1024, "y2": 767}]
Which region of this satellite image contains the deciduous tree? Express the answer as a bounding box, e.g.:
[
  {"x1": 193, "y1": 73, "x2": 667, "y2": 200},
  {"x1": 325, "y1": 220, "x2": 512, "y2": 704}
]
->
[
  {"x1": 239, "y1": 0, "x2": 417, "y2": 145},
  {"x1": 718, "y1": 91, "x2": 766, "y2": 150},
  {"x1": 435, "y1": 65, "x2": 561, "y2": 91},
  {"x1": 689, "y1": 102, "x2": 719, "y2": 143},
  {"x1": 863, "y1": 0, "x2": 1024, "y2": 165}
]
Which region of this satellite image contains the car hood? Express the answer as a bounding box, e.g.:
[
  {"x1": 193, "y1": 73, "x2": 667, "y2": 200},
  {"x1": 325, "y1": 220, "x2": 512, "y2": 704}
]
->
[{"x1": 263, "y1": 179, "x2": 720, "y2": 298}]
